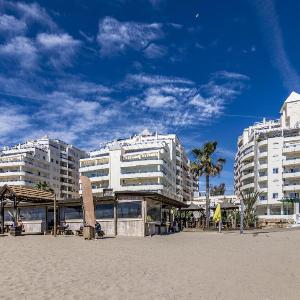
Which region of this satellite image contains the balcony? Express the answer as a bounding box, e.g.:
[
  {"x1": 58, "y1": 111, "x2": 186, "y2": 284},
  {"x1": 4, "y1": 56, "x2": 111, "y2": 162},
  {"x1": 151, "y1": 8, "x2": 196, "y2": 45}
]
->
[
  {"x1": 258, "y1": 187, "x2": 268, "y2": 193},
  {"x1": 120, "y1": 171, "x2": 164, "y2": 179},
  {"x1": 283, "y1": 184, "x2": 300, "y2": 191},
  {"x1": 258, "y1": 150, "x2": 268, "y2": 158},
  {"x1": 118, "y1": 184, "x2": 164, "y2": 192},
  {"x1": 240, "y1": 151, "x2": 254, "y2": 163},
  {"x1": 121, "y1": 159, "x2": 164, "y2": 168},
  {"x1": 258, "y1": 163, "x2": 268, "y2": 170},
  {"x1": 240, "y1": 182, "x2": 255, "y2": 191},
  {"x1": 258, "y1": 175, "x2": 268, "y2": 182},
  {"x1": 240, "y1": 162, "x2": 255, "y2": 172},
  {"x1": 283, "y1": 158, "x2": 300, "y2": 166},
  {"x1": 240, "y1": 172, "x2": 254, "y2": 181},
  {"x1": 283, "y1": 171, "x2": 300, "y2": 179},
  {"x1": 283, "y1": 144, "x2": 300, "y2": 153}
]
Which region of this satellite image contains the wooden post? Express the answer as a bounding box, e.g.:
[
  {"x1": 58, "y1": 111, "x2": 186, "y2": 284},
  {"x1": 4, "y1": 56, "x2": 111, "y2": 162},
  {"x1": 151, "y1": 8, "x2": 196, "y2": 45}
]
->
[
  {"x1": 53, "y1": 194, "x2": 57, "y2": 237},
  {"x1": 114, "y1": 200, "x2": 117, "y2": 236},
  {"x1": 0, "y1": 199, "x2": 4, "y2": 234},
  {"x1": 13, "y1": 196, "x2": 17, "y2": 227}
]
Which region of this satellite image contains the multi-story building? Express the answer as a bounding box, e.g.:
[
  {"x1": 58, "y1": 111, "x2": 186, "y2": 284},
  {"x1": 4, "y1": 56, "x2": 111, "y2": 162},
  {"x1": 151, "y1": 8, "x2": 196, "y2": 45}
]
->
[
  {"x1": 0, "y1": 137, "x2": 86, "y2": 199},
  {"x1": 79, "y1": 130, "x2": 198, "y2": 203},
  {"x1": 234, "y1": 92, "x2": 300, "y2": 224}
]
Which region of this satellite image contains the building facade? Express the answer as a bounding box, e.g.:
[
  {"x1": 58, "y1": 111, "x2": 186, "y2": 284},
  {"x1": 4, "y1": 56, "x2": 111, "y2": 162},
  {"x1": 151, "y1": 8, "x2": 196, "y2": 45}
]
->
[
  {"x1": 0, "y1": 137, "x2": 86, "y2": 199},
  {"x1": 234, "y1": 92, "x2": 300, "y2": 224},
  {"x1": 79, "y1": 130, "x2": 198, "y2": 203}
]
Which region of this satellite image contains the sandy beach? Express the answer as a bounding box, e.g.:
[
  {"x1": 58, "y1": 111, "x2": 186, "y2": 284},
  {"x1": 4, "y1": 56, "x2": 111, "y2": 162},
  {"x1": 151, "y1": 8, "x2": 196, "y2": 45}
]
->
[{"x1": 1, "y1": 230, "x2": 300, "y2": 300}]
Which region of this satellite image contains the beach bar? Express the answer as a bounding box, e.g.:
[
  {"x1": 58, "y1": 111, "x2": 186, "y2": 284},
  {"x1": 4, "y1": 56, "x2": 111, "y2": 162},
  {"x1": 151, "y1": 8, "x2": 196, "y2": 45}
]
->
[{"x1": 0, "y1": 185, "x2": 187, "y2": 236}]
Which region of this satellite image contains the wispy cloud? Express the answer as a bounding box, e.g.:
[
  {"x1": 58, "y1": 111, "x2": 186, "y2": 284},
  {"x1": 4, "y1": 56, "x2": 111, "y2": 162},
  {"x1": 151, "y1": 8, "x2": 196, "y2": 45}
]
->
[
  {"x1": 37, "y1": 33, "x2": 81, "y2": 67},
  {"x1": 2, "y1": 0, "x2": 57, "y2": 29},
  {"x1": 251, "y1": 0, "x2": 300, "y2": 91},
  {"x1": 0, "y1": 36, "x2": 38, "y2": 69},
  {"x1": 97, "y1": 17, "x2": 163, "y2": 56},
  {"x1": 143, "y1": 43, "x2": 167, "y2": 59},
  {"x1": 0, "y1": 14, "x2": 27, "y2": 35}
]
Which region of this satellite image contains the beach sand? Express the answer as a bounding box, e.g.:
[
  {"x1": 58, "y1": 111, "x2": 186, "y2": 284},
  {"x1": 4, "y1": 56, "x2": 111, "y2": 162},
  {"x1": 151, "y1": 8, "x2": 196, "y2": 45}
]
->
[{"x1": 1, "y1": 230, "x2": 300, "y2": 300}]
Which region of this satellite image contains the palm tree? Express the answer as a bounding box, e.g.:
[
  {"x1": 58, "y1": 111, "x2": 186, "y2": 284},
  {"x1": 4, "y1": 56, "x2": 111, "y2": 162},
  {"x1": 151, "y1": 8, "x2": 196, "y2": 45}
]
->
[
  {"x1": 191, "y1": 141, "x2": 226, "y2": 229},
  {"x1": 36, "y1": 181, "x2": 51, "y2": 191},
  {"x1": 240, "y1": 189, "x2": 260, "y2": 229}
]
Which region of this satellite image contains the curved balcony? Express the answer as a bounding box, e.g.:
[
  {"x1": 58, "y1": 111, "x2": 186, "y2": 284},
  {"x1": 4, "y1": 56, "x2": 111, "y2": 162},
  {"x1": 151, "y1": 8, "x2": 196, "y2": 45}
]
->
[
  {"x1": 240, "y1": 182, "x2": 255, "y2": 191},
  {"x1": 240, "y1": 162, "x2": 255, "y2": 172},
  {"x1": 257, "y1": 139, "x2": 268, "y2": 147},
  {"x1": 240, "y1": 151, "x2": 255, "y2": 163},
  {"x1": 241, "y1": 172, "x2": 254, "y2": 182}
]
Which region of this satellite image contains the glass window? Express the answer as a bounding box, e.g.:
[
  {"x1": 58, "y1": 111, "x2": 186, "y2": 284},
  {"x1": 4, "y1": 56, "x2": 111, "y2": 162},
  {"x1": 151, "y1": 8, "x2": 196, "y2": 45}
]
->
[
  {"x1": 95, "y1": 204, "x2": 114, "y2": 219},
  {"x1": 4, "y1": 209, "x2": 14, "y2": 222},
  {"x1": 269, "y1": 205, "x2": 281, "y2": 215},
  {"x1": 272, "y1": 193, "x2": 278, "y2": 199},
  {"x1": 60, "y1": 206, "x2": 83, "y2": 220},
  {"x1": 117, "y1": 201, "x2": 142, "y2": 218},
  {"x1": 19, "y1": 207, "x2": 46, "y2": 221},
  {"x1": 256, "y1": 205, "x2": 267, "y2": 215},
  {"x1": 283, "y1": 203, "x2": 294, "y2": 215},
  {"x1": 146, "y1": 200, "x2": 161, "y2": 222},
  {"x1": 273, "y1": 168, "x2": 279, "y2": 174}
]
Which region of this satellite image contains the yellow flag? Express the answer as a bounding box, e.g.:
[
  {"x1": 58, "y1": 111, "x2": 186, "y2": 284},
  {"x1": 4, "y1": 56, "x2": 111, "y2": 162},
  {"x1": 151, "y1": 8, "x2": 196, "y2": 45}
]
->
[{"x1": 213, "y1": 203, "x2": 221, "y2": 222}]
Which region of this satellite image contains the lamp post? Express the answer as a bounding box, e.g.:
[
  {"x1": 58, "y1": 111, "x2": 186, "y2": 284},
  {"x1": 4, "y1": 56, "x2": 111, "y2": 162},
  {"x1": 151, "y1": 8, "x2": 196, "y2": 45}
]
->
[
  {"x1": 240, "y1": 198, "x2": 244, "y2": 234},
  {"x1": 53, "y1": 194, "x2": 57, "y2": 237}
]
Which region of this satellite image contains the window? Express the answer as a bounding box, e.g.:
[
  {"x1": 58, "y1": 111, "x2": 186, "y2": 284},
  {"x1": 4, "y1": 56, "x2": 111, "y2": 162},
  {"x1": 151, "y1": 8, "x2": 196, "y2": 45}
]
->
[
  {"x1": 146, "y1": 200, "x2": 161, "y2": 222},
  {"x1": 60, "y1": 206, "x2": 83, "y2": 220},
  {"x1": 117, "y1": 201, "x2": 142, "y2": 218},
  {"x1": 20, "y1": 207, "x2": 46, "y2": 221},
  {"x1": 259, "y1": 195, "x2": 266, "y2": 201},
  {"x1": 269, "y1": 205, "x2": 281, "y2": 215},
  {"x1": 51, "y1": 158, "x2": 54, "y2": 162},
  {"x1": 273, "y1": 168, "x2": 279, "y2": 174},
  {"x1": 283, "y1": 203, "x2": 294, "y2": 215},
  {"x1": 272, "y1": 193, "x2": 278, "y2": 199},
  {"x1": 95, "y1": 204, "x2": 114, "y2": 219}
]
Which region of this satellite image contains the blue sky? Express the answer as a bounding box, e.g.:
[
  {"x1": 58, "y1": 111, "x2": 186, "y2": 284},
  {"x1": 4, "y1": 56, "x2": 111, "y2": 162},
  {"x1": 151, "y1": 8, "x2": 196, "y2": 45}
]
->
[{"x1": 0, "y1": 0, "x2": 299, "y2": 193}]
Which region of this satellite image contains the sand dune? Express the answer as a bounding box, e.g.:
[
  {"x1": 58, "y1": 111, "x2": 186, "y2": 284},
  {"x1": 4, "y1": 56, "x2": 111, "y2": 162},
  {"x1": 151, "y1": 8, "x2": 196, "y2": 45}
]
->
[{"x1": 1, "y1": 230, "x2": 300, "y2": 300}]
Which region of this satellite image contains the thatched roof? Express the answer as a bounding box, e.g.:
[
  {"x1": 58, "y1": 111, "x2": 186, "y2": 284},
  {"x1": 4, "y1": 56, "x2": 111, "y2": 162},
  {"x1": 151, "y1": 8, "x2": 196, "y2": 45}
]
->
[
  {"x1": 0, "y1": 185, "x2": 54, "y2": 203},
  {"x1": 181, "y1": 203, "x2": 204, "y2": 211}
]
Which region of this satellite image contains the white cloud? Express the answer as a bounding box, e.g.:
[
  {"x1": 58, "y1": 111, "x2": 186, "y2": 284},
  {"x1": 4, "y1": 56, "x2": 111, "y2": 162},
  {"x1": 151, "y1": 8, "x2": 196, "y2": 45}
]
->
[
  {"x1": 37, "y1": 33, "x2": 80, "y2": 49},
  {"x1": 143, "y1": 43, "x2": 167, "y2": 59},
  {"x1": 37, "y1": 33, "x2": 81, "y2": 67},
  {"x1": 11, "y1": 1, "x2": 57, "y2": 29},
  {"x1": 0, "y1": 36, "x2": 37, "y2": 69},
  {"x1": 252, "y1": 0, "x2": 300, "y2": 91},
  {"x1": 97, "y1": 17, "x2": 163, "y2": 56},
  {"x1": 213, "y1": 71, "x2": 250, "y2": 81},
  {"x1": 126, "y1": 73, "x2": 194, "y2": 85},
  {"x1": 0, "y1": 105, "x2": 30, "y2": 140},
  {"x1": 0, "y1": 14, "x2": 27, "y2": 35}
]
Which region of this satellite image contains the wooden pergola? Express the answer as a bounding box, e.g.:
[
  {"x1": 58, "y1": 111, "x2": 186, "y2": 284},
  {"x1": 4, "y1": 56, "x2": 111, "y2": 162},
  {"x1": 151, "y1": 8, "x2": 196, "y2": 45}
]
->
[{"x1": 0, "y1": 185, "x2": 54, "y2": 234}]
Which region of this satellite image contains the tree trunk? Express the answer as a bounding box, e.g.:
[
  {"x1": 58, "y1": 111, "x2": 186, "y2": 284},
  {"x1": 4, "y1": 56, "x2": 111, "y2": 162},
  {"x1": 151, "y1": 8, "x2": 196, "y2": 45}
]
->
[{"x1": 205, "y1": 175, "x2": 210, "y2": 229}]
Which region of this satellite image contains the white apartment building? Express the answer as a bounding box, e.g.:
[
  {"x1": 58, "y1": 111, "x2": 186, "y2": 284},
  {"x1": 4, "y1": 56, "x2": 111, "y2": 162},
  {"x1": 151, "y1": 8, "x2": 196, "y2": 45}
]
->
[
  {"x1": 234, "y1": 92, "x2": 300, "y2": 223},
  {"x1": 191, "y1": 193, "x2": 238, "y2": 207},
  {"x1": 79, "y1": 130, "x2": 198, "y2": 202},
  {"x1": 0, "y1": 137, "x2": 86, "y2": 199}
]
